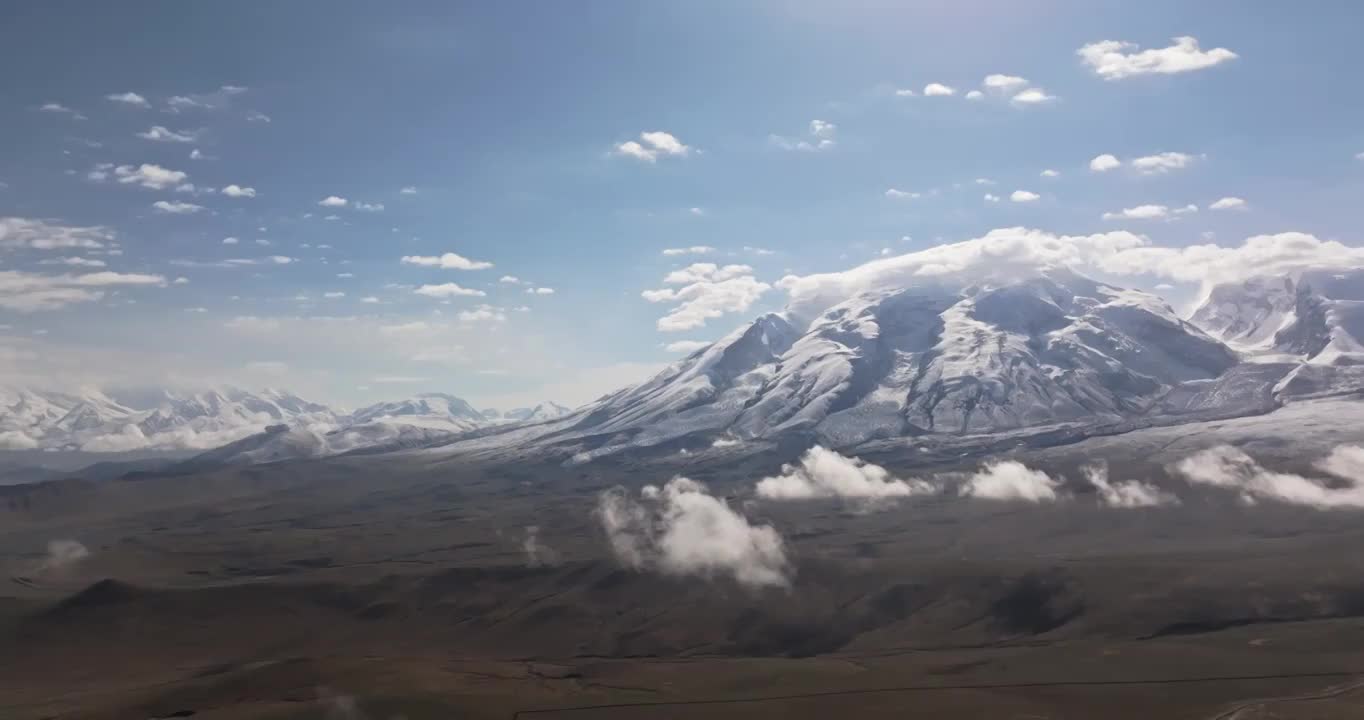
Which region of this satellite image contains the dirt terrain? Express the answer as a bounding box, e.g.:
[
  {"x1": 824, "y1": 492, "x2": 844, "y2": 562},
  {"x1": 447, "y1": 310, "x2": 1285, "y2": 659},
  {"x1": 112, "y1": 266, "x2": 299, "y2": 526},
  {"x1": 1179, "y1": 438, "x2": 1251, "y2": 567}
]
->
[{"x1": 5, "y1": 400, "x2": 1364, "y2": 719}]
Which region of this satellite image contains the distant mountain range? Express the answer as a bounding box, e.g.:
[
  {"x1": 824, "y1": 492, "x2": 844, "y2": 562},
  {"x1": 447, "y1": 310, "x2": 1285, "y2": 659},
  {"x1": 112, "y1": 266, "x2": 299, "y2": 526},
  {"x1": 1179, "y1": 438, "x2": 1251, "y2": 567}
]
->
[
  {"x1": 0, "y1": 387, "x2": 572, "y2": 456},
  {"x1": 7, "y1": 266, "x2": 1364, "y2": 473},
  {"x1": 418, "y1": 266, "x2": 1364, "y2": 465}
]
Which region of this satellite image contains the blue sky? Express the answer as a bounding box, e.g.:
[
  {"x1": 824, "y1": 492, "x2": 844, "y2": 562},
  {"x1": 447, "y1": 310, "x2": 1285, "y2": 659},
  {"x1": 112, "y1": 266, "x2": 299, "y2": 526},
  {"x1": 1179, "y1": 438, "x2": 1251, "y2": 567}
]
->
[{"x1": 2, "y1": 1, "x2": 1363, "y2": 409}]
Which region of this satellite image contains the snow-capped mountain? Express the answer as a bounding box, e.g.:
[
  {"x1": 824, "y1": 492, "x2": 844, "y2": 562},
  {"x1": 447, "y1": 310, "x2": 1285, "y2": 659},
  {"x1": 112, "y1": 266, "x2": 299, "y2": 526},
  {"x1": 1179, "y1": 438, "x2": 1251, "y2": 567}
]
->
[
  {"x1": 1192, "y1": 270, "x2": 1364, "y2": 364},
  {"x1": 0, "y1": 386, "x2": 341, "y2": 453},
  {"x1": 433, "y1": 269, "x2": 1258, "y2": 462},
  {"x1": 502, "y1": 402, "x2": 574, "y2": 423},
  {"x1": 349, "y1": 392, "x2": 487, "y2": 432}
]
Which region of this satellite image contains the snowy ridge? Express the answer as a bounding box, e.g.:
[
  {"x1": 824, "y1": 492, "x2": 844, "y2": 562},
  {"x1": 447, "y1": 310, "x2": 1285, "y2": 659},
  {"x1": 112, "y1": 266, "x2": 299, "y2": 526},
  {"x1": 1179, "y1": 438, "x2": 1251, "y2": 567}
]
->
[{"x1": 431, "y1": 268, "x2": 1251, "y2": 462}]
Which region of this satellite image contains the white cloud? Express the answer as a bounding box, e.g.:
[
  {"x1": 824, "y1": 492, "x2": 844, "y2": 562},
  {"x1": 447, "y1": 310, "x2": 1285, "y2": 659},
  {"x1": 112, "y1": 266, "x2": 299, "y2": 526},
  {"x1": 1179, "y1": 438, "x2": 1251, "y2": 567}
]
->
[
  {"x1": 318, "y1": 195, "x2": 348, "y2": 207},
  {"x1": 152, "y1": 200, "x2": 204, "y2": 214},
  {"x1": 923, "y1": 82, "x2": 956, "y2": 96},
  {"x1": 38, "y1": 256, "x2": 106, "y2": 268},
  {"x1": 172, "y1": 276, "x2": 189, "y2": 284},
  {"x1": 769, "y1": 119, "x2": 837, "y2": 152},
  {"x1": 189, "y1": 148, "x2": 204, "y2": 160},
  {"x1": 664, "y1": 340, "x2": 711, "y2": 353},
  {"x1": 964, "y1": 90, "x2": 984, "y2": 100},
  {"x1": 775, "y1": 227, "x2": 1363, "y2": 319},
  {"x1": 983, "y1": 74, "x2": 1028, "y2": 92},
  {"x1": 688, "y1": 207, "x2": 705, "y2": 216},
  {"x1": 355, "y1": 201, "x2": 384, "y2": 212},
  {"x1": 885, "y1": 188, "x2": 922, "y2": 200},
  {"x1": 975, "y1": 178, "x2": 996, "y2": 186},
  {"x1": 414, "y1": 282, "x2": 486, "y2": 298},
  {"x1": 596, "y1": 477, "x2": 790, "y2": 588},
  {"x1": 400, "y1": 253, "x2": 493, "y2": 270},
  {"x1": 39, "y1": 539, "x2": 90, "y2": 572},
  {"x1": 110, "y1": 163, "x2": 188, "y2": 190},
  {"x1": 0, "y1": 217, "x2": 110, "y2": 250},
  {"x1": 526, "y1": 287, "x2": 555, "y2": 295},
  {"x1": 360, "y1": 296, "x2": 379, "y2": 304},
  {"x1": 1089, "y1": 154, "x2": 1121, "y2": 172},
  {"x1": 614, "y1": 130, "x2": 692, "y2": 162},
  {"x1": 165, "y1": 85, "x2": 247, "y2": 113},
  {"x1": 984, "y1": 193, "x2": 1000, "y2": 203},
  {"x1": 323, "y1": 291, "x2": 345, "y2": 299},
  {"x1": 106, "y1": 92, "x2": 149, "y2": 108},
  {"x1": 221, "y1": 184, "x2": 256, "y2": 198},
  {"x1": 1041, "y1": 169, "x2": 1060, "y2": 178},
  {"x1": 499, "y1": 275, "x2": 523, "y2": 284},
  {"x1": 755, "y1": 446, "x2": 933, "y2": 501},
  {"x1": 1011, "y1": 88, "x2": 1056, "y2": 105},
  {"x1": 0, "y1": 269, "x2": 166, "y2": 311},
  {"x1": 1083, "y1": 463, "x2": 1176, "y2": 507},
  {"x1": 137, "y1": 126, "x2": 198, "y2": 143},
  {"x1": 1010, "y1": 190, "x2": 1040, "y2": 203},
  {"x1": 1174, "y1": 445, "x2": 1364, "y2": 508},
  {"x1": 744, "y1": 245, "x2": 775, "y2": 256},
  {"x1": 662, "y1": 246, "x2": 715, "y2": 256},
  {"x1": 962, "y1": 461, "x2": 1059, "y2": 502},
  {"x1": 894, "y1": 87, "x2": 917, "y2": 97},
  {"x1": 1078, "y1": 36, "x2": 1238, "y2": 80},
  {"x1": 400, "y1": 186, "x2": 418, "y2": 194},
  {"x1": 1131, "y1": 151, "x2": 1196, "y2": 175},
  {"x1": 1102, "y1": 204, "x2": 1173, "y2": 221},
  {"x1": 643, "y1": 263, "x2": 769, "y2": 332},
  {"x1": 246, "y1": 110, "x2": 271, "y2": 123},
  {"x1": 458, "y1": 304, "x2": 508, "y2": 323},
  {"x1": 1209, "y1": 196, "x2": 1247, "y2": 211},
  {"x1": 38, "y1": 103, "x2": 85, "y2": 119}
]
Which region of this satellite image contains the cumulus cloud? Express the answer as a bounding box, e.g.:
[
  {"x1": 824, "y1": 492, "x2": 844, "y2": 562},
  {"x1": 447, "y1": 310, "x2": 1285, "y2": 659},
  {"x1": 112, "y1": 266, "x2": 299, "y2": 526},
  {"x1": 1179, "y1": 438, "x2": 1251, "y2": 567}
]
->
[
  {"x1": 923, "y1": 82, "x2": 956, "y2": 96},
  {"x1": 962, "y1": 461, "x2": 1059, "y2": 502},
  {"x1": 983, "y1": 74, "x2": 1028, "y2": 92},
  {"x1": 106, "y1": 91, "x2": 149, "y2": 107},
  {"x1": 0, "y1": 217, "x2": 110, "y2": 251},
  {"x1": 643, "y1": 263, "x2": 770, "y2": 332},
  {"x1": 777, "y1": 227, "x2": 1364, "y2": 320},
  {"x1": 318, "y1": 195, "x2": 348, "y2": 207},
  {"x1": 964, "y1": 90, "x2": 984, "y2": 100},
  {"x1": 984, "y1": 193, "x2": 1000, "y2": 203},
  {"x1": 414, "y1": 282, "x2": 486, "y2": 298},
  {"x1": 662, "y1": 246, "x2": 715, "y2": 256},
  {"x1": 1209, "y1": 196, "x2": 1247, "y2": 211},
  {"x1": 1078, "y1": 36, "x2": 1238, "y2": 80},
  {"x1": 755, "y1": 446, "x2": 933, "y2": 501},
  {"x1": 1011, "y1": 190, "x2": 1040, "y2": 203},
  {"x1": 499, "y1": 275, "x2": 522, "y2": 284},
  {"x1": 108, "y1": 163, "x2": 188, "y2": 190},
  {"x1": 152, "y1": 200, "x2": 204, "y2": 214},
  {"x1": 458, "y1": 304, "x2": 507, "y2": 323},
  {"x1": 1041, "y1": 169, "x2": 1060, "y2": 178},
  {"x1": 0, "y1": 269, "x2": 166, "y2": 311},
  {"x1": 596, "y1": 477, "x2": 790, "y2": 588},
  {"x1": 525, "y1": 287, "x2": 555, "y2": 295},
  {"x1": 38, "y1": 539, "x2": 90, "y2": 573},
  {"x1": 1102, "y1": 201, "x2": 1178, "y2": 219},
  {"x1": 1131, "y1": 151, "x2": 1197, "y2": 175},
  {"x1": 1090, "y1": 154, "x2": 1121, "y2": 172},
  {"x1": 354, "y1": 201, "x2": 384, "y2": 212},
  {"x1": 770, "y1": 119, "x2": 837, "y2": 152},
  {"x1": 522, "y1": 525, "x2": 559, "y2": 567},
  {"x1": 1174, "y1": 445, "x2": 1364, "y2": 508},
  {"x1": 401, "y1": 252, "x2": 493, "y2": 270},
  {"x1": 1011, "y1": 88, "x2": 1056, "y2": 105},
  {"x1": 38, "y1": 102, "x2": 85, "y2": 119},
  {"x1": 137, "y1": 126, "x2": 198, "y2": 143},
  {"x1": 221, "y1": 184, "x2": 256, "y2": 198},
  {"x1": 1083, "y1": 463, "x2": 1176, "y2": 508},
  {"x1": 614, "y1": 131, "x2": 692, "y2": 162},
  {"x1": 885, "y1": 188, "x2": 922, "y2": 200}
]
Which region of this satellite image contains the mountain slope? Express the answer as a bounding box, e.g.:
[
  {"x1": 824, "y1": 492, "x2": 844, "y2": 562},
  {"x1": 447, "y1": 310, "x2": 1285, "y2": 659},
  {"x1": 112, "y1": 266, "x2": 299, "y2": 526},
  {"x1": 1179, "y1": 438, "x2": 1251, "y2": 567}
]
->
[
  {"x1": 433, "y1": 269, "x2": 1245, "y2": 462},
  {"x1": 1192, "y1": 269, "x2": 1364, "y2": 365}
]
